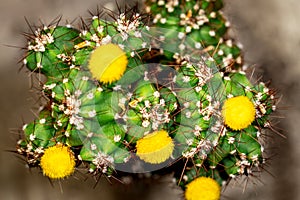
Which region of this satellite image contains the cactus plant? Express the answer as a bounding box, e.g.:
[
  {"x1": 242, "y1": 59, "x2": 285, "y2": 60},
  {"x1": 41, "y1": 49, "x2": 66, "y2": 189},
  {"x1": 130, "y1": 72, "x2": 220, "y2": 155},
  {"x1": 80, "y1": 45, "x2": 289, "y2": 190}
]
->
[
  {"x1": 144, "y1": 0, "x2": 244, "y2": 71},
  {"x1": 16, "y1": 1, "x2": 279, "y2": 199}
]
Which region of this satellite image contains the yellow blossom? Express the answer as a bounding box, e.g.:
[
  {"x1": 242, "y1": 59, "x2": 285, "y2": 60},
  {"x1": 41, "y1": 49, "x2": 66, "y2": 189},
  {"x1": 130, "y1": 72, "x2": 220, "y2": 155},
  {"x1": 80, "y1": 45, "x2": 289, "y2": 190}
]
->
[
  {"x1": 88, "y1": 43, "x2": 128, "y2": 84},
  {"x1": 136, "y1": 130, "x2": 174, "y2": 164},
  {"x1": 185, "y1": 177, "x2": 221, "y2": 200},
  {"x1": 40, "y1": 144, "x2": 75, "y2": 179},
  {"x1": 222, "y1": 96, "x2": 256, "y2": 130}
]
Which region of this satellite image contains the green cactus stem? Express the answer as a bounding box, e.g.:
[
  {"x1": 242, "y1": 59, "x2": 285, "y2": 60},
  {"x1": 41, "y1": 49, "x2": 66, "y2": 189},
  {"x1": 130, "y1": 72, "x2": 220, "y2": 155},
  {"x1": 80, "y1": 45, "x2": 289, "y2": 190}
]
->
[
  {"x1": 145, "y1": 0, "x2": 244, "y2": 71},
  {"x1": 16, "y1": 2, "x2": 279, "y2": 200}
]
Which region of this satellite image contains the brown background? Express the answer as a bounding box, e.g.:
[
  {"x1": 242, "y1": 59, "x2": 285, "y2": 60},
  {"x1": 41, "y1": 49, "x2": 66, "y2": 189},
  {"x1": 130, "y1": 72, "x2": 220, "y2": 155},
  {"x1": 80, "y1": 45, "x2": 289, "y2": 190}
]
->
[{"x1": 0, "y1": 0, "x2": 299, "y2": 199}]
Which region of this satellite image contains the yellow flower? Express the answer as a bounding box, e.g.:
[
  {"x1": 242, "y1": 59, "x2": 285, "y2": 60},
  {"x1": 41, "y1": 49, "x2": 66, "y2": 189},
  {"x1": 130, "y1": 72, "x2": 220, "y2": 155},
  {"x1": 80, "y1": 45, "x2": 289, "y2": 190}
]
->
[
  {"x1": 185, "y1": 177, "x2": 221, "y2": 200},
  {"x1": 40, "y1": 144, "x2": 75, "y2": 179},
  {"x1": 136, "y1": 130, "x2": 174, "y2": 164},
  {"x1": 222, "y1": 96, "x2": 256, "y2": 130},
  {"x1": 88, "y1": 43, "x2": 128, "y2": 84}
]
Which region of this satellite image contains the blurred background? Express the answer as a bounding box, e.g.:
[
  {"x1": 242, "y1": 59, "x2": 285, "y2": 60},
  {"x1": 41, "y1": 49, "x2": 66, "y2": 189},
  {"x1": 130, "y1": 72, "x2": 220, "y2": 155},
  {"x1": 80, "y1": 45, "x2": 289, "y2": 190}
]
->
[{"x1": 0, "y1": 0, "x2": 299, "y2": 199}]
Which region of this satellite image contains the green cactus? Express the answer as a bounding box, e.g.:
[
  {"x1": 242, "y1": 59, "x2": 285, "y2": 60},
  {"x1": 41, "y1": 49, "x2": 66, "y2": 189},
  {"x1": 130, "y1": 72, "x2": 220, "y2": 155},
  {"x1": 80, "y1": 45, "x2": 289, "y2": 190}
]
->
[
  {"x1": 25, "y1": 26, "x2": 83, "y2": 79},
  {"x1": 145, "y1": 0, "x2": 244, "y2": 71},
  {"x1": 16, "y1": 1, "x2": 279, "y2": 199},
  {"x1": 172, "y1": 69, "x2": 275, "y2": 186}
]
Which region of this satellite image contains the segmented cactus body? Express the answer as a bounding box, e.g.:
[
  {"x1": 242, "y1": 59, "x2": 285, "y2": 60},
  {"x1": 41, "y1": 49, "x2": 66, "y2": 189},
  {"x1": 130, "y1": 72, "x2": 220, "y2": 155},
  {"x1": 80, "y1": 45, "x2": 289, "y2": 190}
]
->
[
  {"x1": 145, "y1": 0, "x2": 243, "y2": 70},
  {"x1": 16, "y1": 1, "x2": 278, "y2": 199}
]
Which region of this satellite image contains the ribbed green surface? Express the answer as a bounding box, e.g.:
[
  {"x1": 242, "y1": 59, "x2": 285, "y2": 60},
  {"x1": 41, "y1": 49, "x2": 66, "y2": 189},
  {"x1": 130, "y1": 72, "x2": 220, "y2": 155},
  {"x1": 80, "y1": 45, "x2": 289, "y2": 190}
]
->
[{"x1": 17, "y1": 1, "x2": 277, "y2": 196}]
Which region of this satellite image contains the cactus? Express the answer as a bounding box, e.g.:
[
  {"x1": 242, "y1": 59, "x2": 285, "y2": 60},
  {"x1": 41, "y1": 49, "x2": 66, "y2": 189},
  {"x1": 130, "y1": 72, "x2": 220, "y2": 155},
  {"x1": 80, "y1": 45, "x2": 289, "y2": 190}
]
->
[
  {"x1": 145, "y1": 0, "x2": 243, "y2": 71},
  {"x1": 16, "y1": 1, "x2": 279, "y2": 199}
]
